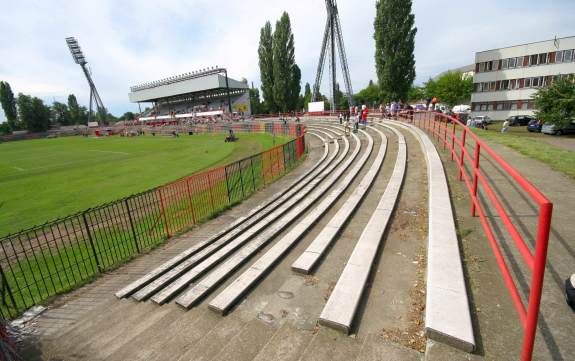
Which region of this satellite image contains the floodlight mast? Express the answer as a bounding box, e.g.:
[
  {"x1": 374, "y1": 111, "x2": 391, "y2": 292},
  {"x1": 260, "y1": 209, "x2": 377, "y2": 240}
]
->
[
  {"x1": 65, "y1": 37, "x2": 107, "y2": 124},
  {"x1": 312, "y1": 0, "x2": 353, "y2": 111}
]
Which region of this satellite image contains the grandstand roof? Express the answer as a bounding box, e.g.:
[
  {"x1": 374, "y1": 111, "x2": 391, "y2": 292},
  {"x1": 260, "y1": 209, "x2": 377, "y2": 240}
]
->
[{"x1": 128, "y1": 69, "x2": 248, "y2": 103}]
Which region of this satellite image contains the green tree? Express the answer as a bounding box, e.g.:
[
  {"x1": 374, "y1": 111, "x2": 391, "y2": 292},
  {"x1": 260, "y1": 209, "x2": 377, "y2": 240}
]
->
[
  {"x1": 303, "y1": 83, "x2": 312, "y2": 111},
  {"x1": 249, "y1": 86, "x2": 262, "y2": 114},
  {"x1": 533, "y1": 78, "x2": 575, "y2": 128},
  {"x1": 120, "y1": 112, "x2": 136, "y2": 121},
  {"x1": 272, "y1": 12, "x2": 298, "y2": 112},
  {"x1": 17, "y1": 93, "x2": 51, "y2": 132},
  {"x1": 374, "y1": 0, "x2": 417, "y2": 102},
  {"x1": 354, "y1": 81, "x2": 380, "y2": 105},
  {"x1": 258, "y1": 21, "x2": 275, "y2": 113},
  {"x1": 51, "y1": 101, "x2": 70, "y2": 125},
  {"x1": 0, "y1": 81, "x2": 19, "y2": 130},
  {"x1": 424, "y1": 71, "x2": 472, "y2": 107},
  {"x1": 407, "y1": 85, "x2": 426, "y2": 102},
  {"x1": 289, "y1": 64, "x2": 301, "y2": 111},
  {"x1": 67, "y1": 94, "x2": 81, "y2": 124}
]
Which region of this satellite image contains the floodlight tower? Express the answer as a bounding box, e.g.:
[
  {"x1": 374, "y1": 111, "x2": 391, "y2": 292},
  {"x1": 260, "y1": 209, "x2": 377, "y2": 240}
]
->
[
  {"x1": 312, "y1": 0, "x2": 353, "y2": 111},
  {"x1": 66, "y1": 37, "x2": 106, "y2": 123}
]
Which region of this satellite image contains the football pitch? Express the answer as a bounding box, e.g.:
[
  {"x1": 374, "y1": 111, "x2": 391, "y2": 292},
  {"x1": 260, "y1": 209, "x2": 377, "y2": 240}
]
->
[{"x1": 0, "y1": 132, "x2": 290, "y2": 236}]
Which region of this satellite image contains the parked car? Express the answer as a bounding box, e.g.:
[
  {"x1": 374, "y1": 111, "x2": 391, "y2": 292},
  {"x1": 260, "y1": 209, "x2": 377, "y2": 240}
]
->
[
  {"x1": 452, "y1": 104, "x2": 471, "y2": 114},
  {"x1": 507, "y1": 115, "x2": 536, "y2": 126},
  {"x1": 541, "y1": 121, "x2": 575, "y2": 135},
  {"x1": 471, "y1": 115, "x2": 492, "y2": 125},
  {"x1": 413, "y1": 104, "x2": 427, "y2": 112},
  {"x1": 527, "y1": 119, "x2": 543, "y2": 133}
]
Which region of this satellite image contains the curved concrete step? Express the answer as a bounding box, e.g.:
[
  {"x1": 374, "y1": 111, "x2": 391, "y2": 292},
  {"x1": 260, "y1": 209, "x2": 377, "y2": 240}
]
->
[
  {"x1": 115, "y1": 132, "x2": 331, "y2": 299},
  {"x1": 318, "y1": 123, "x2": 407, "y2": 334},
  {"x1": 127, "y1": 133, "x2": 343, "y2": 302},
  {"x1": 387, "y1": 120, "x2": 475, "y2": 353},
  {"x1": 175, "y1": 128, "x2": 365, "y2": 308},
  {"x1": 207, "y1": 127, "x2": 384, "y2": 314},
  {"x1": 291, "y1": 124, "x2": 390, "y2": 274},
  {"x1": 149, "y1": 131, "x2": 353, "y2": 304}
]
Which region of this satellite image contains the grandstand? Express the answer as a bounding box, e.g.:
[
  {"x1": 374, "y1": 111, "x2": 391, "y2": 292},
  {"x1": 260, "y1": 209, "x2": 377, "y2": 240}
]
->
[{"x1": 128, "y1": 67, "x2": 251, "y2": 122}]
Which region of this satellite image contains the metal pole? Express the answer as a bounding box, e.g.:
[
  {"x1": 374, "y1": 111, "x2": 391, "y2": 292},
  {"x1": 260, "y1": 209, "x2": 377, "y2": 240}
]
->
[
  {"x1": 88, "y1": 87, "x2": 93, "y2": 124},
  {"x1": 224, "y1": 69, "x2": 232, "y2": 114},
  {"x1": 330, "y1": 11, "x2": 337, "y2": 112},
  {"x1": 124, "y1": 199, "x2": 140, "y2": 253}
]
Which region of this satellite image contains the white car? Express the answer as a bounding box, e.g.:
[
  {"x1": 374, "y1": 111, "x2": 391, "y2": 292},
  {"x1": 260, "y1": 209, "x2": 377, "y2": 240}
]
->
[
  {"x1": 471, "y1": 115, "x2": 492, "y2": 125},
  {"x1": 452, "y1": 104, "x2": 471, "y2": 114}
]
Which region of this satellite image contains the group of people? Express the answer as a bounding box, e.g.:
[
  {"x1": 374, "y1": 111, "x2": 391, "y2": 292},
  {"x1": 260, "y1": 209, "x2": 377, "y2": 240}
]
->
[{"x1": 340, "y1": 104, "x2": 369, "y2": 136}]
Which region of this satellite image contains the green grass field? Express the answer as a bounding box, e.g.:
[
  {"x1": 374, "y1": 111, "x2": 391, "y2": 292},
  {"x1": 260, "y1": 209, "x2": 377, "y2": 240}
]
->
[
  {"x1": 0, "y1": 132, "x2": 290, "y2": 236},
  {"x1": 471, "y1": 124, "x2": 575, "y2": 180}
]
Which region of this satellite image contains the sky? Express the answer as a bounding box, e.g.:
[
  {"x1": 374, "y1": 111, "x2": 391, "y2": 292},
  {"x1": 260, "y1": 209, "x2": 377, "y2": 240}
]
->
[{"x1": 1, "y1": 0, "x2": 574, "y2": 120}]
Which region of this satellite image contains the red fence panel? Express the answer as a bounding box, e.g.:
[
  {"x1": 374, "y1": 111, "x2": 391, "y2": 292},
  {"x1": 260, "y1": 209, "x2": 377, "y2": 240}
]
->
[{"x1": 394, "y1": 111, "x2": 552, "y2": 361}]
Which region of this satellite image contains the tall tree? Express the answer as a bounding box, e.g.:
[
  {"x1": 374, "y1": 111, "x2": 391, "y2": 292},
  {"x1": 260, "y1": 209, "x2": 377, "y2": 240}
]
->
[
  {"x1": 272, "y1": 12, "x2": 297, "y2": 112},
  {"x1": 51, "y1": 101, "x2": 70, "y2": 125},
  {"x1": 249, "y1": 86, "x2": 262, "y2": 115},
  {"x1": 303, "y1": 82, "x2": 312, "y2": 111},
  {"x1": 67, "y1": 94, "x2": 81, "y2": 124},
  {"x1": 288, "y1": 64, "x2": 301, "y2": 111},
  {"x1": 17, "y1": 94, "x2": 51, "y2": 132},
  {"x1": 258, "y1": 21, "x2": 275, "y2": 113},
  {"x1": 374, "y1": 0, "x2": 417, "y2": 102},
  {"x1": 0, "y1": 81, "x2": 19, "y2": 129}
]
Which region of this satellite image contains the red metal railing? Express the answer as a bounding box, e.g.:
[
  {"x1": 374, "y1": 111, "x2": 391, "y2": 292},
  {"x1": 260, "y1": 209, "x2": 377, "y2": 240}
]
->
[{"x1": 393, "y1": 111, "x2": 552, "y2": 360}]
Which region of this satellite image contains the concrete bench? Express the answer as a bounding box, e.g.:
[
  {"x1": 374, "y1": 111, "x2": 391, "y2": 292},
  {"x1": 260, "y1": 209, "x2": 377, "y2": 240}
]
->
[{"x1": 318, "y1": 123, "x2": 406, "y2": 333}]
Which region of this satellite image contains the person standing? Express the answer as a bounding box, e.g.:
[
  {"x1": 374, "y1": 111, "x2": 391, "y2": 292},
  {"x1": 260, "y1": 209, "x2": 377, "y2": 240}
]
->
[
  {"x1": 343, "y1": 117, "x2": 350, "y2": 136},
  {"x1": 431, "y1": 96, "x2": 438, "y2": 111},
  {"x1": 501, "y1": 118, "x2": 510, "y2": 133},
  {"x1": 361, "y1": 104, "x2": 369, "y2": 128},
  {"x1": 339, "y1": 113, "x2": 343, "y2": 124}
]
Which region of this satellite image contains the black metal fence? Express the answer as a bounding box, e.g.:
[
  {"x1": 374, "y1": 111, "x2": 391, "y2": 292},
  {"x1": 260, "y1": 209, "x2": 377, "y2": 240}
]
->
[{"x1": 0, "y1": 130, "x2": 305, "y2": 319}]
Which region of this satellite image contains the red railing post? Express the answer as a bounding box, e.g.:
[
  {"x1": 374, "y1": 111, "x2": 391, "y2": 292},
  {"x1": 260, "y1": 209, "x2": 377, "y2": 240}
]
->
[
  {"x1": 451, "y1": 121, "x2": 456, "y2": 160},
  {"x1": 471, "y1": 143, "x2": 481, "y2": 217},
  {"x1": 157, "y1": 188, "x2": 171, "y2": 237},
  {"x1": 520, "y1": 202, "x2": 553, "y2": 361},
  {"x1": 207, "y1": 171, "x2": 216, "y2": 211},
  {"x1": 459, "y1": 128, "x2": 467, "y2": 180},
  {"x1": 185, "y1": 178, "x2": 196, "y2": 224},
  {"x1": 443, "y1": 117, "x2": 448, "y2": 150}
]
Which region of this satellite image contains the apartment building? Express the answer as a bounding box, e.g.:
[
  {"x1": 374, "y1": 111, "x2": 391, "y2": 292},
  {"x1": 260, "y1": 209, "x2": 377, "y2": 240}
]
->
[{"x1": 471, "y1": 36, "x2": 575, "y2": 119}]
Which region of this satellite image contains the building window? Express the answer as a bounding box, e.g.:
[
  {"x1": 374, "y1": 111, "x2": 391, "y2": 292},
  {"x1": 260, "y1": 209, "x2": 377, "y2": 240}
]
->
[
  {"x1": 490, "y1": 81, "x2": 496, "y2": 91},
  {"x1": 521, "y1": 101, "x2": 528, "y2": 110},
  {"x1": 511, "y1": 102, "x2": 517, "y2": 110},
  {"x1": 502, "y1": 79, "x2": 509, "y2": 89},
  {"x1": 530, "y1": 54, "x2": 538, "y2": 66},
  {"x1": 539, "y1": 53, "x2": 548, "y2": 64},
  {"x1": 519, "y1": 78, "x2": 525, "y2": 88},
  {"x1": 556, "y1": 51, "x2": 563, "y2": 63},
  {"x1": 496, "y1": 103, "x2": 503, "y2": 110},
  {"x1": 564, "y1": 49, "x2": 573, "y2": 62},
  {"x1": 532, "y1": 77, "x2": 539, "y2": 87},
  {"x1": 509, "y1": 57, "x2": 517, "y2": 68},
  {"x1": 502, "y1": 58, "x2": 509, "y2": 69},
  {"x1": 525, "y1": 78, "x2": 531, "y2": 87}
]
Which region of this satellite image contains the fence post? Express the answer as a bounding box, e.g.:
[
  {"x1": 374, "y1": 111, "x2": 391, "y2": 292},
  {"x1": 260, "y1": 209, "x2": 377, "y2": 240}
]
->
[
  {"x1": 238, "y1": 161, "x2": 245, "y2": 199},
  {"x1": 451, "y1": 122, "x2": 456, "y2": 160},
  {"x1": 185, "y1": 178, "x2": 197, "y2": 224},
  {"x1": 459, "y1": 128, "x2": 467, "y2": 180},
  {"x1": 521, "y1": 202, "x2": 553, "y2": 361},
  {"x1": 0, "y1": 262, "x2": 18, "y2": 318},
  {"x1": 250, "y1": 157, "x2": 256, "y2": 191},
  {"x1": 471, "y1": 143, "x2": 481, "y2": 217},
  {"x1": 207, "y1": 172, "x2": 216, "y2": 211},
  {"x1": 224, "y1": 166, "x2": 232, "y2": 204},
  {"x1": 82, "y1": 211, "x2": 102, "y2": 271},
  {"x1": 124, "y1": 198, "x2": 140, "y2": 253},
  {"x1": 282, "y1": 144, "x2": 287, "y2": 174},
  {"x1": 157, "y1": 188, "x2": 171, "y2": 237}
]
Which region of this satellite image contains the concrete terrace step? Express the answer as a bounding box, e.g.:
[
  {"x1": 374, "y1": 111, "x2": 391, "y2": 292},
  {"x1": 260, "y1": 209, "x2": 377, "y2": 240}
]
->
[
  {"x1": 388, "y1": 120, "x2": 475, "y2": 353},
  {"x1": 291, "y1": 124, "x2": 390, "y2": 274},
  {"x1": 175, "y1": 128, "x2": 363, "y2": 308},
  {"x1": 126, "y1": 132, "x2": 341, "y2": 302},
  {"x1": 207, "y1": 127, "x2": 382, "y2": 314},
  {"x1": 148, "y1": 131, "x2": 351, "y2": 305},
  {"x1": 318, "y1": 123, "x2": 407, "y2": 334},
  {"x1": 115, "y1": 132, "x2": 331, "y2": 299}
]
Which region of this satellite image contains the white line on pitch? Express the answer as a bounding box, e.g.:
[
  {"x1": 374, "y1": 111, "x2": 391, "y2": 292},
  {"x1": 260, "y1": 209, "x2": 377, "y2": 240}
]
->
[
  {"x1": 11, "y1": 166, "x2": 25, "y2": 171},
  {"x1": 88, "y1": 150, "x2": 130, "y2": 155}
]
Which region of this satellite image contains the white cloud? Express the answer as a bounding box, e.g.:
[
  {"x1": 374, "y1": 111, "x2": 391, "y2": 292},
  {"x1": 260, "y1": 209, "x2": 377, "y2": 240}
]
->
[{"x1": 0, "y1": 0, "x2": 573, "y2": 115}]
